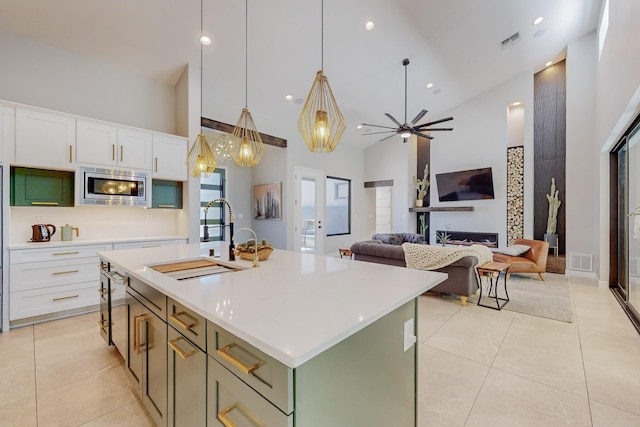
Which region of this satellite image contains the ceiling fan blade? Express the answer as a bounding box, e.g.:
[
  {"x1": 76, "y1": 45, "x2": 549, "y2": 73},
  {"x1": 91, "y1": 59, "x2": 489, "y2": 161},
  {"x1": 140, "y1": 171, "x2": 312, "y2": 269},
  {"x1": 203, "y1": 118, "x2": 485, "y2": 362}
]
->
[
  {"x1": 385, "y1": 113, "x2": 402, "y2": 127},
  {"x1": 416, "y1": 116, "x2": 454, "y2": 128},
  {"x1": 410, "y1": 110, "x2": 428, "y2": 125},
  {"x1": 363, "y1": 130, "x2": 397, "y2": 136},
  {"x1": 421, "y1": 127, "x2": 454, "y2": 132},
  {"x1": 379, "y1": 133, "x2": 397, "y2": 142},
  {"x1": 361, "y1": 123, "x2": 398, "y2": 130},
  {"x1": 414, "y1": 132, "x2": 434, "y2": 140}
]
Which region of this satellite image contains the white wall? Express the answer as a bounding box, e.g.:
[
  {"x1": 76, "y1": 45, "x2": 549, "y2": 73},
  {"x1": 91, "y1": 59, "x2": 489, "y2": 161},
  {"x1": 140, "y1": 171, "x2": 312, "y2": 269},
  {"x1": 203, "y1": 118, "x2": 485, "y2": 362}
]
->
[
  {"x1": 596, "y1": 0, "x2": 640, "y2": 282},
  {"x1": 251, "y1": 145, "x2": 287, "y2": 249},
  {"x1": 428, "y1": 73, "x2": 534, "y2": 248},
  {"x1": 0, "y1": 30, "x2": 177, "y2": 134},
  {"x1": 566, "y1": 31, "x2": 599, "y2": 275},
  {"x1": 363, "y1": 137, "x2": 415, "y2": 238}
]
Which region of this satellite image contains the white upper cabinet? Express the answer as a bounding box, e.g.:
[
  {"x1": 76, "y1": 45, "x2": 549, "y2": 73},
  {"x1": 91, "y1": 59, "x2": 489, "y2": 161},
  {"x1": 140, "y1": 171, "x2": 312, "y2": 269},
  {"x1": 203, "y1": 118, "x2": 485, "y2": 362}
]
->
[
  {"x1": 15, "y1": 108, "x2": 76, "y2": 170},
  {"x1": 76, "y1": 121, "x2": 152, "y2": 171},
  {"x1": 152, "y1": 134, "x2": 188, "y2": 181},
  {"x1": 117, "y1": 128, "x2": 152, "y2": 170},
  {"x1": 76, "y1": 120, "x2": 118, "y2": 167}
]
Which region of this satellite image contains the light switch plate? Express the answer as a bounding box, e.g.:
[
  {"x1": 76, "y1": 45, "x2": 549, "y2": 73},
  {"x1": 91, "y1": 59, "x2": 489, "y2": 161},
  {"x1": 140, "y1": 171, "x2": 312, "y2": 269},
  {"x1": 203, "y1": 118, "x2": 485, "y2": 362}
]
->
[{"x1": 403, "y1": 318, "x2": 416, "y2": 352}]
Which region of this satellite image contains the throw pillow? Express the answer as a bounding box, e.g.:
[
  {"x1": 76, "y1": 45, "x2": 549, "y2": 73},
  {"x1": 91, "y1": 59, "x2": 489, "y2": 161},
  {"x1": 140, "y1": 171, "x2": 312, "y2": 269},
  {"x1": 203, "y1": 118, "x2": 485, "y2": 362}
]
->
[
  {"x1": 371, "y1": 233, "x2": 404, "y2": 245},
  {"x1": 402, "y1": 233, "x2": 426, "y2": 244},
  {"x1": 492, "y1": 244, "x2": 531, "y2": 256}
]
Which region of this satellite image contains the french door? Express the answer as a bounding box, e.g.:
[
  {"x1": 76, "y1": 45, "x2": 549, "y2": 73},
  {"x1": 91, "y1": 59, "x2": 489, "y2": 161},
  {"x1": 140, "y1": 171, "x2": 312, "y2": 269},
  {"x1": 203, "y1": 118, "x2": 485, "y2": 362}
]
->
[{"x1": 294, "y1": 167, "x2": 325, "y2": 254}]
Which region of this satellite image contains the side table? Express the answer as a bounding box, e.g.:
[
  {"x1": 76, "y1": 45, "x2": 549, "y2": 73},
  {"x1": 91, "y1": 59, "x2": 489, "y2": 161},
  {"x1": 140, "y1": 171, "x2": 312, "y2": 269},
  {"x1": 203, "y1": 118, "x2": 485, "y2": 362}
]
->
[
  {"x1": 339, "y1": 248, "x2": 353, "y2": 259},
  {"x1": 476, "y1": 262, "x2": 510, "y2": 310}
]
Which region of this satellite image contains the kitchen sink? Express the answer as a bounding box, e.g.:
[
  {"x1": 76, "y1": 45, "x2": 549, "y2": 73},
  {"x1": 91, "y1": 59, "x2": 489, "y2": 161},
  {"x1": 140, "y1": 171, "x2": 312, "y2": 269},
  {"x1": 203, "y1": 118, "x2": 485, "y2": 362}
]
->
[{"x1": 150, "y1": 259, "x2": 240, "y2": 280}]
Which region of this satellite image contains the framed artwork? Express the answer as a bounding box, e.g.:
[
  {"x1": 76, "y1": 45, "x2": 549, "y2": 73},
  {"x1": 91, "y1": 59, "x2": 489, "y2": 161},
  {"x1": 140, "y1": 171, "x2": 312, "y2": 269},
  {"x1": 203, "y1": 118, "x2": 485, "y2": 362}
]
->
[{"x1": 254, "y1": 182, "x2": 282, "y2": 220}]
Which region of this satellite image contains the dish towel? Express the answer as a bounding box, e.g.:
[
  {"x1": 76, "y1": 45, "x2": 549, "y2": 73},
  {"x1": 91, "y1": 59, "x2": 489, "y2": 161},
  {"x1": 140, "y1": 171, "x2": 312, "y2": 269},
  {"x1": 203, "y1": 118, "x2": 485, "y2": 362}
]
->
[{"x1": 402, "y1": 243, "x2": 493, "y2": 270}]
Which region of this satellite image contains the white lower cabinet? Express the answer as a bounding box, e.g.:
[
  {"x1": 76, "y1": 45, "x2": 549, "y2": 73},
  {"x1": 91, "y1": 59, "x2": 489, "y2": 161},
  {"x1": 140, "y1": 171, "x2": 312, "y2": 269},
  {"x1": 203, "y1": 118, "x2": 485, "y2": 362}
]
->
[{"x1": 9, "y1": 244, "x2": 111, "y2": 323}]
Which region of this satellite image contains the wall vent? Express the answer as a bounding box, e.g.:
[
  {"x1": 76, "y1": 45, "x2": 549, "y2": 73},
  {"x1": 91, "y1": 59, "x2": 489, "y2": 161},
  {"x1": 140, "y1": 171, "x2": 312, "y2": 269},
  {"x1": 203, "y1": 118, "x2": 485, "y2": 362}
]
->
[
  {"x1": 568, "y1": 253, "x2": 593, "y2": 272},
  {"x1": 500, "y1": 32, "x2": 520, "y2": 50}
]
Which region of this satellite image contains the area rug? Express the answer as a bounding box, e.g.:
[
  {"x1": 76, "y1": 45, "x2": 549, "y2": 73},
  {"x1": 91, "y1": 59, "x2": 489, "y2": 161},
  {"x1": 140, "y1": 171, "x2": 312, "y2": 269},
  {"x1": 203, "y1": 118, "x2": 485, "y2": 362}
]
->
[{"x1": 467, "y1": 272, "x2": 575, "y2": 323}]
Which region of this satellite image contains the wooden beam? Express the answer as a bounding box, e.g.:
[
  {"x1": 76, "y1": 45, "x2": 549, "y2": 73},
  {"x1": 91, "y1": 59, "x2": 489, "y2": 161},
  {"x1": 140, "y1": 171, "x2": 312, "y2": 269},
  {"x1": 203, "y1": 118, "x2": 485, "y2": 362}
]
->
[
  {"x1": 364, "y1": 180, "x2": 394, "y2": 188},
  {"x1": 201, "y1": 117, "x2": 287, "y2": 148}
]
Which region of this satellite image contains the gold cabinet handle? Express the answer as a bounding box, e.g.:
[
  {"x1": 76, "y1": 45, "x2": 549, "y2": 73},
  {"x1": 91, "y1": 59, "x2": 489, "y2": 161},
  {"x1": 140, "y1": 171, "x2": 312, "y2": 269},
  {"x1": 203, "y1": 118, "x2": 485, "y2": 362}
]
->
[
  {"x1": 155, "y1": 157, "x2": 158, "y2": 172},
  {"x1": 167, "y1": 336, "x2": 198, "y2": 359},
  {"x1": 52, "y1": 294, "x2": 79, "y2": 302},
  {"x1": 53, "y1": 269, "x2": 79, "y2": 275},
  {"x1": 53, "y1": 251, "x2": 80, "y2": 256},
  {"x1": 112, "y1": 144, "x2": 115, "y2": 161},
  {"x1": 98, "y1": 288, "x2": 115, "y2": 295},
  {"x1": 169, "y1": 311, "x2": 197, "y2": 331},
  {"x1": 134, "y1": 314, "x2": 148, "y2": 355},
  {"x1": 69, "y1": 145, "x2": 73, "y2": 163},
  {"x1": 218, "y1": 403, "x2": 261, "y2": 427},
  {"x1": 157, "y1": 204, "x2": 176, "y2": 208},
  {"x1": 31, "y1": 202, "x2": 59, "y2": 206},
  {"x1": 217, "y1": 344, "x2": 260, "y2": 375},
  {"x1": 120, "y1": 145, "x2": 123, "y2": 162}
]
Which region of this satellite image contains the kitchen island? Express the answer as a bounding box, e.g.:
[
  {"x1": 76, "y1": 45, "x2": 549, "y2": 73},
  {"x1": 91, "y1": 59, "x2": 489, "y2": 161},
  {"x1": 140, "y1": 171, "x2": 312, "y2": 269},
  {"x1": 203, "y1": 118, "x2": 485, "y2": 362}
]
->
[{"x1": 98, "y1": 243, "x2": 447, "y2": 427}]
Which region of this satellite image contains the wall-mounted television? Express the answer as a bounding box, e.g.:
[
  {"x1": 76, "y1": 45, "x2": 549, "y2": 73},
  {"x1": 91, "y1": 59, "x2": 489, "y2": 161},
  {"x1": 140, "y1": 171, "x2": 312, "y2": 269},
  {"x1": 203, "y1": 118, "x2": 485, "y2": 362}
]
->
[{"x1": 435, "y1": 167, "x2": 495, "y2": 201}]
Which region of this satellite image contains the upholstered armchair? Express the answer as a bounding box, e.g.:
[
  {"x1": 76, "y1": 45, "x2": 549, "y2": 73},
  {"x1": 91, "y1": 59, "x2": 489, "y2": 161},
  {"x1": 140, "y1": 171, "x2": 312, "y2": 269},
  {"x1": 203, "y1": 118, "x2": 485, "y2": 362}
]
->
[{"x1": 492, "y1": 238, "x2": 549, "y2": 280}]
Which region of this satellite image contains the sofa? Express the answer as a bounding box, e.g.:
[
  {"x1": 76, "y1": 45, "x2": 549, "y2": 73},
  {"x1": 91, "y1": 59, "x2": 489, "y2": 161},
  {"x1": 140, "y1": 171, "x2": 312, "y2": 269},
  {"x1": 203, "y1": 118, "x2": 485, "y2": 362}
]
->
[
  {"x1": 350, "y1": 234, "x2": 481, "y2": 305},
  {"x1": 491, "y1": 238, "x2": 549, "y2": 280}
]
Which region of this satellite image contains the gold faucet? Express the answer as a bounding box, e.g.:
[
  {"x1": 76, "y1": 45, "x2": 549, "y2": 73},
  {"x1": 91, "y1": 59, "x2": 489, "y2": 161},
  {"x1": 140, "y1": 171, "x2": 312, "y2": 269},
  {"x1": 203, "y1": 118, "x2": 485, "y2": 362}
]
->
[{"x1": 232, "y1": 227, "x2": 260, "y2": 268}]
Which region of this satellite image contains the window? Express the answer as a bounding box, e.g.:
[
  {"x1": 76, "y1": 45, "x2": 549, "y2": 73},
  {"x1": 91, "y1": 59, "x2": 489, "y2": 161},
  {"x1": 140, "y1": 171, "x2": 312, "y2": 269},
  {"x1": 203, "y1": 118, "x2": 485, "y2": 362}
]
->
[
  {"x1": 325, "y1": 176, "x2": 351, "y2": 235},
  {"x1": 200, "y1": 169, "x2": 225, "y2": 242}
]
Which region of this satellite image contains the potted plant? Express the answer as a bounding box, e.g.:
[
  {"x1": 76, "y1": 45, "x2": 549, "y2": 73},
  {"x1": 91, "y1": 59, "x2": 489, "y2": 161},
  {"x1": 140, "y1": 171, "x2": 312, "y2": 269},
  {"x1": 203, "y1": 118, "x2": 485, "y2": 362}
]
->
[
  {"x1": 544, "y1": 177, "x2": 561, "y2": 250},
  {"x1": 413, "y1": 163, "x2": 430, "y2": 207},
  {"x1": 436, "y1": 230, "x2": 451, "y2": 246},
  {"x1": 234, "y1": 238, "x2": 274, "y2": 261}
]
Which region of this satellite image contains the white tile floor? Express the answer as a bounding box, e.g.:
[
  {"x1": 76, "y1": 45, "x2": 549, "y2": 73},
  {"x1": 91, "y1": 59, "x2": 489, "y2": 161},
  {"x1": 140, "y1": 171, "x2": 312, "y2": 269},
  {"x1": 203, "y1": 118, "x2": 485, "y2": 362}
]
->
[{"x1": 1, "y1": 274, "x2": 639, "y2": 426}]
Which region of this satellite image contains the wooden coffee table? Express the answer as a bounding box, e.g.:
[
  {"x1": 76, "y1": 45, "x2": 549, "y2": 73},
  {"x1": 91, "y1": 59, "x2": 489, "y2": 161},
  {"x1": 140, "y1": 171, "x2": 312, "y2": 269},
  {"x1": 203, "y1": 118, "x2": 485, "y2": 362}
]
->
[{"x1": 476, "y1": 262, "x2": 510, "y2": 310}]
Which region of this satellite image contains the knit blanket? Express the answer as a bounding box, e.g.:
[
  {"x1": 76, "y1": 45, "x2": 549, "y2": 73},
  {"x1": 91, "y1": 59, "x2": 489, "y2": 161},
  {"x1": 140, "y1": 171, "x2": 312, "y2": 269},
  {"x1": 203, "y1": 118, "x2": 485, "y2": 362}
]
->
[{"x1": 402, "y1": 243, "x2": 493, "y2": 271}]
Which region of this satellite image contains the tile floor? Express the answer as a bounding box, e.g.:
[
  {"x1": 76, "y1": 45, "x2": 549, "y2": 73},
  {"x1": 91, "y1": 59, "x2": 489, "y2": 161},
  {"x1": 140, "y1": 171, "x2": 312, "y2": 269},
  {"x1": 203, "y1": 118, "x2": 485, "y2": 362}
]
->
[{"x1": 1, "y1": 274, "x2": 639, "y2": 426}]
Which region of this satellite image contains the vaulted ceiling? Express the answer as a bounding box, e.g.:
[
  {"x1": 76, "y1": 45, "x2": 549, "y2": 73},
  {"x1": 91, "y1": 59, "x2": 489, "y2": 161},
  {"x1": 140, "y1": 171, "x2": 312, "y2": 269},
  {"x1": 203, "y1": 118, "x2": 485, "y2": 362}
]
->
[{"x1": 0, "y1": 0, "x2": 601, "y2": 148}]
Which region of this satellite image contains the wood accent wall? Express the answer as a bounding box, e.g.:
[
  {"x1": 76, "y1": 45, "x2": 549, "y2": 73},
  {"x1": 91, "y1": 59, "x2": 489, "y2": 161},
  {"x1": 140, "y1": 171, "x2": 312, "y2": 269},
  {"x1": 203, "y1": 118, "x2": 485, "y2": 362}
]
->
[{"x1": 534, "y1": 60, "x2": 566, "y2": 253}]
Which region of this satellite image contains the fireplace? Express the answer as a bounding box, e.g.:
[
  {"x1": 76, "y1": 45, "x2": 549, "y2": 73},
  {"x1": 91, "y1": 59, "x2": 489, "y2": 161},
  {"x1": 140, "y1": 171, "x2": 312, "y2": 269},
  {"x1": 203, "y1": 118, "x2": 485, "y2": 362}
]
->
[{"x1": 437, "y1": 230, "x2": 498, "y2": 248}]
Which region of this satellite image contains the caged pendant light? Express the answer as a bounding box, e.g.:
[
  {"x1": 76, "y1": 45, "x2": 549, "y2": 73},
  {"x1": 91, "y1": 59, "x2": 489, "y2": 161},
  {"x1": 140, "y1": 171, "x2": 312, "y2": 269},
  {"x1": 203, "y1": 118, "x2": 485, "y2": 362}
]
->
[
  {"x1": 229, "y1": 0, "x2": 264, "y2": 168},
  {"x1": 186, "y1": 0, "x2": 217, "y2": 177},
  {"x1": 298, "y1": 0, "x2": 345, "y2": 153}
]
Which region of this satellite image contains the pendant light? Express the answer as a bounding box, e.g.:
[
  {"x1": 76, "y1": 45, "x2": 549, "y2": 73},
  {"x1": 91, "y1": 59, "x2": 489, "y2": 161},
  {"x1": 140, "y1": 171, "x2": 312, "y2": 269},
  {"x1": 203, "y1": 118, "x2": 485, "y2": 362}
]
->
[
  {"x1": 186, "y1": 0, "x2": 217, "y2": 177},
  {"x1": 229, "y1": 0, "x2": 264, "y2": 167},
  {"x1": 298, "y1": 0, "x2": 345, "y2": 153}
]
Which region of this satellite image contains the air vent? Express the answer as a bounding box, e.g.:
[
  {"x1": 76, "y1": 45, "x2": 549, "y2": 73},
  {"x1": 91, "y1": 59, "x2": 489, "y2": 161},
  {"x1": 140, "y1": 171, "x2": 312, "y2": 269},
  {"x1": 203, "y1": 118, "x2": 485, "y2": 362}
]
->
[
  {"x1": 500, "y1": 32, "x2": 520, "y2": 50},
  {"x1": 568, "y1": 253, "x2": 593, "y2": 272}
]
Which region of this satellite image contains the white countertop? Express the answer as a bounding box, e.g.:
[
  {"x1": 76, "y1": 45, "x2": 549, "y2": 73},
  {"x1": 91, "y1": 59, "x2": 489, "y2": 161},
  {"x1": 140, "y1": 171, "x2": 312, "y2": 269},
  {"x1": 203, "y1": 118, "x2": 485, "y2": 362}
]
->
[
  {"x1": 98, "y1": 243, "x2": 447, "y2": 368},
  {"x1": 9, "y1": 235, "x2": 188, "y2": 250}
]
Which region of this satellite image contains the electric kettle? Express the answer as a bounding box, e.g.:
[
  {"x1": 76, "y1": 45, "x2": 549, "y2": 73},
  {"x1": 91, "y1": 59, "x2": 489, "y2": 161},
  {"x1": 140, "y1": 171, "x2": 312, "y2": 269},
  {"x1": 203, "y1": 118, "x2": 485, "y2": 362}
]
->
[{"x1": 31, "y1": 224, "x2": 56, "y2": 242}]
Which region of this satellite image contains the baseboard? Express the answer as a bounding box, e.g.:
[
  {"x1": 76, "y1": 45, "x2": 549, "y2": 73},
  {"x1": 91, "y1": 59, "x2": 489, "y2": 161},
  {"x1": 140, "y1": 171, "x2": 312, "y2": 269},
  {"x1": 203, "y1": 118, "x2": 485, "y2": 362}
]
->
[{"x1": 564, "y1": 269, "x2": 598, "y2": 281}]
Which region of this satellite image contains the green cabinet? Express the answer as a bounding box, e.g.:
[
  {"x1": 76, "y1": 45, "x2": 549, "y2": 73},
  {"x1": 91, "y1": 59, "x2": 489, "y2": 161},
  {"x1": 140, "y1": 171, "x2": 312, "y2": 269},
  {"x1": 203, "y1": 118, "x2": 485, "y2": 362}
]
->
[
  {"x1": 10, "y1": 167, "x2": 74, "y2": 207},
  {"x1": 152, "y1": 180, "x2": 182, "y2": 209}
]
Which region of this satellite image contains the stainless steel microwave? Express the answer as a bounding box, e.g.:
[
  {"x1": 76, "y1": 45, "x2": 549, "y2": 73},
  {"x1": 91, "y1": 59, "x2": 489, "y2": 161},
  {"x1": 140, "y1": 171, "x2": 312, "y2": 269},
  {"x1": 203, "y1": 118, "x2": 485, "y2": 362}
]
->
[{"x1": 79, "y1": 167, "x2": 148, "y2": 207}]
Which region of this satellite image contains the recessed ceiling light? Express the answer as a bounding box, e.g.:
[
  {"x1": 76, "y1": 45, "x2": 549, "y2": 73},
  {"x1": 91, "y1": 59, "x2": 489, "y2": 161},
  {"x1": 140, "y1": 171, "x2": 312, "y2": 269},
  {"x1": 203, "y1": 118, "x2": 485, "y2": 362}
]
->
[
  {"x1": 512, "y1": 101, "x2": 521, "y2": 106},
  {"x1": 545, "y1": 61, "x2": 553, "y2": 67},
  {"x1": 284, "y1": 94, "x2": 293, "y2": 101},
  {"x1": 533, "y1": 16, "x2": 544, "y2": 25},
  {"x1": 426, "y1": 82, "x2": 434, "y2": 89},
  {"x1": 365, "y1": 21, "x2": 375, "y2": 31},
  {"x1": 356, "y1": 124, "x2": 363, "y2": 130},
  {"x1": 200, "y1": 35, "x2": 211, "y2": 45}
]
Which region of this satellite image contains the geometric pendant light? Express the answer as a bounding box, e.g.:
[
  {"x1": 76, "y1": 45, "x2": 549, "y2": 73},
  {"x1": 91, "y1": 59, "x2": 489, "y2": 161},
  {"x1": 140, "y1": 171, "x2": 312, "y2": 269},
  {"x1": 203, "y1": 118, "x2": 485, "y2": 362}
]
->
[
  {"x1": 298, "y1": 0, "x2": 345, "y2": 153},
  {"x1": 186, "y1": 0, "x2": 217, "y2": 177},
  {"x1": 229, "y1": 0, "x2": 264, "y2": 167}
]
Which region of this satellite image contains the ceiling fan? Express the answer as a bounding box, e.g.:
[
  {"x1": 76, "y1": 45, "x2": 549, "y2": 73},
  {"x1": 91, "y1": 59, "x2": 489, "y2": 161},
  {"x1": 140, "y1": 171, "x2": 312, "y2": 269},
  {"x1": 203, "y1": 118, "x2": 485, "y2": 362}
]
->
[{"x1": 362, "y1": 58, "x2": 454, "y2": 142}]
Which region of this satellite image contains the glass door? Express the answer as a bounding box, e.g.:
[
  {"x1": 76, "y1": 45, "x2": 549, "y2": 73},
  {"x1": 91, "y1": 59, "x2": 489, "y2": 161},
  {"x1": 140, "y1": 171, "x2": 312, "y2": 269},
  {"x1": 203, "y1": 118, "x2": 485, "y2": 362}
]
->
[
  {"x1": 294, "y1": 167, "x2": 325, "y2": 254},
  {"x1": 618, "y1": 144, "x2": 628, "y2": 298},
  {"x1": 628, "y1": 124, "x2": 640, "y2": 316}
]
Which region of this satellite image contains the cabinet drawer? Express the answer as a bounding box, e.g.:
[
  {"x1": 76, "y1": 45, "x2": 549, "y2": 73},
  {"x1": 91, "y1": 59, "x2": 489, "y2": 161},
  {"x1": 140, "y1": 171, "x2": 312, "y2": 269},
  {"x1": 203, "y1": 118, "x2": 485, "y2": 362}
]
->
[
  {"x1": 10, "y1": 244, "x2": 110, "y2": 264},
  {"x1": 207, "y1": 322, "x2": 293, "y2": 415},
  {"x1": 11, "y1": 257, "x2": 99, "y2": 291},
  {"x1": 168, "y1": 298, "x2": 206, "y2": 351},
  {"x1": 10, "y1": 281, "x2": 97, "y2": 320},
  {"x1": 208, "y1": 357, "x2": 292, "y2": 427},
  {"x1": 128, "y1": 277, "x2": 166, "y2": 320}
]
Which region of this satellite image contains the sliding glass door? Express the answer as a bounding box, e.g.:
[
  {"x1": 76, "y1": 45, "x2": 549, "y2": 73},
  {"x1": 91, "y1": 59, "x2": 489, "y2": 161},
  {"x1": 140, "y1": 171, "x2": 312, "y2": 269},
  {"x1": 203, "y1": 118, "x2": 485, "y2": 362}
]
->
[{"x1": 627, "y1": 124, "x2": 640, "y2": 318}]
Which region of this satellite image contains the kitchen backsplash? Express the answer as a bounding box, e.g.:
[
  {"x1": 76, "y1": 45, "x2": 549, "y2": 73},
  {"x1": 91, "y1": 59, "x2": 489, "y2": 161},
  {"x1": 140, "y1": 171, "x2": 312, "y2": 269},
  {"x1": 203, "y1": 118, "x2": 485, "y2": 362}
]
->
[{"x1": 10, "y1": 206, "x2": 185, "y2": 244}]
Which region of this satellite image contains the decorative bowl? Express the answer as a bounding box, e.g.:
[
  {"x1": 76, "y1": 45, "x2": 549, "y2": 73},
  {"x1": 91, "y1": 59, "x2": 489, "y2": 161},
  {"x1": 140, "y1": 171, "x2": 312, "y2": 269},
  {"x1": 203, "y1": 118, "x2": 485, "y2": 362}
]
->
[{"x1": 234, "y1": 247, "x2": 273, "y2": 261}]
